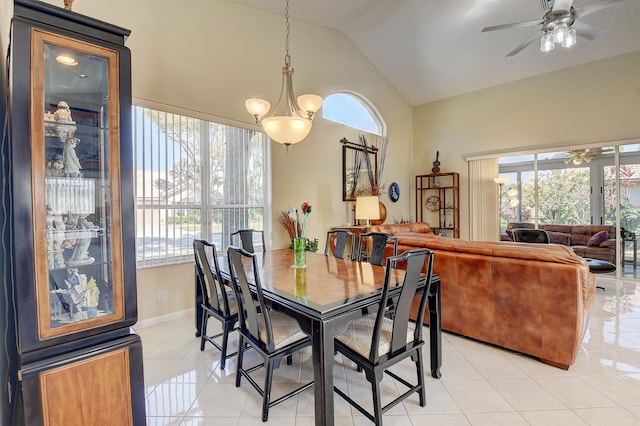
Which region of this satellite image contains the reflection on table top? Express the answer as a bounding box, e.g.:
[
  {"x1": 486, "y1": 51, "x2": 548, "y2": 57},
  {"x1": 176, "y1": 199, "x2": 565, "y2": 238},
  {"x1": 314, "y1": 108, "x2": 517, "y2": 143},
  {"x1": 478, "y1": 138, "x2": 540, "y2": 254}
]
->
[{"x1": 217, "y1": 249, "x2": 410, "y2": 316}]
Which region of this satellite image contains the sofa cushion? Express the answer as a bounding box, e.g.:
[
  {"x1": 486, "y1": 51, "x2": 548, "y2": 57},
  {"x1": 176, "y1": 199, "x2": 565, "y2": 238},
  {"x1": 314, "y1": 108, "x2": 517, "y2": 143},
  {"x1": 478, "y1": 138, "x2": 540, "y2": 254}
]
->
[
  {"x1": 548, "y1": 231, "x2": 571, "y2": 245},
  {"x1": 587, "y1": 230, "x2": 609, "y2": 247},
  {"x1": 542, "y1": 224, "x2": 572, "y2": 233}
]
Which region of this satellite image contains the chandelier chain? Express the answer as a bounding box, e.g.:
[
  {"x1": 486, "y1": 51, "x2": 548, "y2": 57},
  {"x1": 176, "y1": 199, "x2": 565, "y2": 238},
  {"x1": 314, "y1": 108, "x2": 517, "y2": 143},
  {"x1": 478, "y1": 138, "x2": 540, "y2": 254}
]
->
[{"x1": 284, "y1": 0, "x2": 291, "y2": 66}]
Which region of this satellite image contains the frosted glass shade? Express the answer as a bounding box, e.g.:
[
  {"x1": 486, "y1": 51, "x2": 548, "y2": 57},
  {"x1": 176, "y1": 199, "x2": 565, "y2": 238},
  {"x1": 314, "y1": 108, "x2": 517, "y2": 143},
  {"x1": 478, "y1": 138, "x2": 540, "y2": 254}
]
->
[
  {"x1": 562, "y1": 28, "x2": 576, "y2": 48},
  {"x1": 297, "y1": 94, "x2": 323, "y2": 114},
  {"x1": 262, "y1": 116, "x2": 312, "y2": 145},
  {"x1": 245, "y1": 98, "x2": 271, "y2": 118},
  {"x1": 540, "y1": 32, "x2": 555, "y2": 53}
]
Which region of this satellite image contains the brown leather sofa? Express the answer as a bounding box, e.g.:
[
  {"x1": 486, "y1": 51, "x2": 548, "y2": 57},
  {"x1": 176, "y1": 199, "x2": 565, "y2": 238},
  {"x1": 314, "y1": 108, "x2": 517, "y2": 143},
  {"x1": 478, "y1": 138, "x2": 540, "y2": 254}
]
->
[
  {"x1": 502, "y1": 222, "x2": 616, "y2": 263},
  {"x1": 370, "y1": 222, "x2": 597, "y2": 369}
]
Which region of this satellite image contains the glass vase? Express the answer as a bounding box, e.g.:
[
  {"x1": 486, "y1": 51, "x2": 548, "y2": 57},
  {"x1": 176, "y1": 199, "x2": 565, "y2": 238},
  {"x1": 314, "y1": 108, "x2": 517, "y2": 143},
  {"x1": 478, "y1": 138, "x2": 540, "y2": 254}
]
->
[{"x1": 293, "y1": 237, "x2": 307, "y2": 268}]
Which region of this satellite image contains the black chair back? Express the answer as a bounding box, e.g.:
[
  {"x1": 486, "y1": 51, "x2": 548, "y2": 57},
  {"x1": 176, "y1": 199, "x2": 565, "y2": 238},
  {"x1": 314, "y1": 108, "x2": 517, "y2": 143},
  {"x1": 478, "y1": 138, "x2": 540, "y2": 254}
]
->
[
  {"x1": 374, "y1": 248, "x2": 433, "y2": 361},
  {"x1": 512, "y1": 228, "x2": 549, "y2": 244},
  {"x1": 193, "y1": 239, "x2": 230, "y2": 314},
  {"x1": 357, "y1": 232, "x2": 398, "y2": 266},
  {"x1": 325, "y1": 229, "x2": 355, "y2": 260},
  {"x1": 230, "y1": 229, "x2": 265, "y2": 253},
  {"x1": 227, "y1": 246, "x2": 275, "y2": 352}
]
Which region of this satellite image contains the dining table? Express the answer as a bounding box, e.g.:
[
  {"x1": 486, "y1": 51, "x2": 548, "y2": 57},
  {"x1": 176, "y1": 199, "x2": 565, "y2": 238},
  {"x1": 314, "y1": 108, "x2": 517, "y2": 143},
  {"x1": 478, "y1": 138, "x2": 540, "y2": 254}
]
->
[{"x1": 195, "y1": 249, "x2": 441, "y2": 426}]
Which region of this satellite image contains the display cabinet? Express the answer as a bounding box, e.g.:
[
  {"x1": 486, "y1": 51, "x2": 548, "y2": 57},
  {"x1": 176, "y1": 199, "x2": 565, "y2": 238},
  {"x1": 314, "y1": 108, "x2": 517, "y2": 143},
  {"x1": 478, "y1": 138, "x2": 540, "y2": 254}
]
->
[
  {"x1": 416, "y1": 172, "x2": 460, "y2": 238},
  {"x1": 9, "y1": 1, "x2": 144, "y2": 423}
]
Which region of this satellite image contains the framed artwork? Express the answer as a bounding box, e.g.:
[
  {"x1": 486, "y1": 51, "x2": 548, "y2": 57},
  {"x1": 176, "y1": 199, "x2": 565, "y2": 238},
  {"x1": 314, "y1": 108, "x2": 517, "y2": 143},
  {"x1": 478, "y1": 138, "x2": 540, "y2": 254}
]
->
[
  {"x1": 342, "y1": 143, "x2": 377, "y2": 201},
  {"x1": 389, "y1": 182, "x2": 400, "y2": 202}
]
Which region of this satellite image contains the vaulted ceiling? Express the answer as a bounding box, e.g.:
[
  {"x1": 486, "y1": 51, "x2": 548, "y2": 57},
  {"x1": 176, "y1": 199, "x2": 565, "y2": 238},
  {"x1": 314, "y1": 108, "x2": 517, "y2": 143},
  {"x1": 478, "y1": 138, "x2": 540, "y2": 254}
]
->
[{"x1": 227, "y1": 0, "x2": 640, "y2": 106}]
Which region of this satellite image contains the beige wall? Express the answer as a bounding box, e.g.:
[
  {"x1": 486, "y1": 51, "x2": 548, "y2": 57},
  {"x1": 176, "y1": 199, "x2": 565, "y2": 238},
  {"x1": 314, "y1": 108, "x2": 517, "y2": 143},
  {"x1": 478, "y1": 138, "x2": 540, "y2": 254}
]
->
[{"x1": 413, "y1": 51, "x2": 640, "y2": 240}]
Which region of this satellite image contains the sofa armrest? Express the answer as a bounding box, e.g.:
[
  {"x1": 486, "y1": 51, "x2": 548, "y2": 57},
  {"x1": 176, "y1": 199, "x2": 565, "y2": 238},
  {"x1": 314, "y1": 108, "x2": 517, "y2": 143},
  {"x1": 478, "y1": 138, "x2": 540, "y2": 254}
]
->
[{"x1": 600, "y1": 238, "x2": 617, "y2": 248}]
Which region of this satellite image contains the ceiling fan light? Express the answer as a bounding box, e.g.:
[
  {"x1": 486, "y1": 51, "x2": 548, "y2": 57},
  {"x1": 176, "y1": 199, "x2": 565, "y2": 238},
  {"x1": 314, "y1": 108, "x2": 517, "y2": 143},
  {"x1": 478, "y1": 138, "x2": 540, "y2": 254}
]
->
[
  {"x1": 554, "y1": 23, "x2": 569, "y2": 43},
  {"x1": 562, "y1": 27, "x2": 577, "y2": 48},
  {"x1": 540, "y1": 32, "x2": 555, "y2": 53}
]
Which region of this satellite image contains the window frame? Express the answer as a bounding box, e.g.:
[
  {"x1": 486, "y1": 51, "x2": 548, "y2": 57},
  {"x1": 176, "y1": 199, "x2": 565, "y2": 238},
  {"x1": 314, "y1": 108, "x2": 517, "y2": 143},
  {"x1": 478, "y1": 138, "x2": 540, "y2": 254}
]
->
[{"x1": 133, "y1": 100, "x2": 271, "y2": 268}]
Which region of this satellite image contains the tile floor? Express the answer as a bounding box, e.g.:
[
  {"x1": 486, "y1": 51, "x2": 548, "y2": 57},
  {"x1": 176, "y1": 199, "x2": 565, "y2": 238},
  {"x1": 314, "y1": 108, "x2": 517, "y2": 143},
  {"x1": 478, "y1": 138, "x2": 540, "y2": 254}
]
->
[{"x1": 139, "y1": 275, "x2": 640, "y2": 425}]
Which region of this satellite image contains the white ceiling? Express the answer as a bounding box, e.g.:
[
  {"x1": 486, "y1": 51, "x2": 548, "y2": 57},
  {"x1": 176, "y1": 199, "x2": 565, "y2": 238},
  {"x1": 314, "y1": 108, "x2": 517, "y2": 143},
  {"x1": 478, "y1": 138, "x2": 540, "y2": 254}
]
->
[{"x1": 227, "y1": 0, "x2": 640, "y2": 106}]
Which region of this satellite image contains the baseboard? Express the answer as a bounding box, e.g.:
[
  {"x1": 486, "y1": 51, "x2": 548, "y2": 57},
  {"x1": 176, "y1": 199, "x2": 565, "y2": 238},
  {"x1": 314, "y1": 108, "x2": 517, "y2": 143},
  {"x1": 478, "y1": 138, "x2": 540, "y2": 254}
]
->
[{"x1": 135, "y1": 308, "x2": 194, "y2": 329}]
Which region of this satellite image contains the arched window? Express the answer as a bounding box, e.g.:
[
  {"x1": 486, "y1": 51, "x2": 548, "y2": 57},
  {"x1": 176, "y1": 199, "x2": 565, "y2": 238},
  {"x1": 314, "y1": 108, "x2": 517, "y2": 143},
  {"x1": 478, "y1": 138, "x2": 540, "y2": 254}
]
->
[{"x1": 322, "y1": 92, "x2": 386, "y2": 136}]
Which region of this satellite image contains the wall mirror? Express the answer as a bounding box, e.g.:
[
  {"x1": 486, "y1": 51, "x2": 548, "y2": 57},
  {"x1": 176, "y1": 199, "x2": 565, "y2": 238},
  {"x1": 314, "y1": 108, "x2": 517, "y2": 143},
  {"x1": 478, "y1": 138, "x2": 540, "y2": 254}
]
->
[{"x1": 342, "y1": 142, "x2": 377, "y2": 201}]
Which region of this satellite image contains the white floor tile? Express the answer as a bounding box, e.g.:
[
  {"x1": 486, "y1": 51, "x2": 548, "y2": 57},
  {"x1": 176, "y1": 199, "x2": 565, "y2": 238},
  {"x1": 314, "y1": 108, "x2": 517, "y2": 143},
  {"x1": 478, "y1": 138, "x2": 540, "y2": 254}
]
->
[{"x1": 138, "y1": 274, "x2": 640, "y2": 424}]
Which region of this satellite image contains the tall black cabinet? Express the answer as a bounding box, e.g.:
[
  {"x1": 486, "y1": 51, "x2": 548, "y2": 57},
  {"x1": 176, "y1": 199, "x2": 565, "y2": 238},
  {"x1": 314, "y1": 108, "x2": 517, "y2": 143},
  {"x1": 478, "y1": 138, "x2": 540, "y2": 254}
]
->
[{"x1": 9, "y1": 1, "x2": 144, "y2": 424}]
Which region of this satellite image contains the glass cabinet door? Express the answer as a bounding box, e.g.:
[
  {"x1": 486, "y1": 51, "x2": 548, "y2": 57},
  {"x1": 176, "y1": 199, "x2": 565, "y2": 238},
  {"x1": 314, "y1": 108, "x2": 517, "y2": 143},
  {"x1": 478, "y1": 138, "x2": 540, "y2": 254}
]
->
[{"x1": 31, "y1": 28, "x2": 124, "y2": 339}]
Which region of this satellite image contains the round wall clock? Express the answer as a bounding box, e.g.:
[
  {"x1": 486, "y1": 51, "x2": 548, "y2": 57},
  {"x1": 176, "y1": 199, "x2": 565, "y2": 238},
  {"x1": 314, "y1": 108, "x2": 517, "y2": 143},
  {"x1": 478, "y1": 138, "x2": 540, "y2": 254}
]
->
[
  {"x1": 426, "y1": 195, "x2": 440, "y2": 212},
  {"x1": 389, "y1": 182, "x2": 400, "y2": 202}
]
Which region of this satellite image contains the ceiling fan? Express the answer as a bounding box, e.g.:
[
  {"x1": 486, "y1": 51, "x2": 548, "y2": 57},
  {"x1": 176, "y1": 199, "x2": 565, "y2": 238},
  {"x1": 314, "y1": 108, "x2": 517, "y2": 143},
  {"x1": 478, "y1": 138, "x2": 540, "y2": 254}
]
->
[
  {"x1": 563, "y1": 148, "x2": 614, "y2": 165},
  {"x1": 481, "y1": 0, "x2": 624, "y2": 57}
]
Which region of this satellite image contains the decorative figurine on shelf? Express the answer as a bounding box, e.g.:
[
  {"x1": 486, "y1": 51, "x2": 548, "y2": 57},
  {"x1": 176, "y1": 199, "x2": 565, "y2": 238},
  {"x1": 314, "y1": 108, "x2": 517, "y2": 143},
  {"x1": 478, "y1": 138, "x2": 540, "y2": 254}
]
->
[
  {"x1": 62, "y1": 214, "x2": 95, "y2": 266},
  {"x1": 63, "y1": 137, "x2": 82, "y2": 177},
  {"x1": 46, "y1": 207, "x2": 68, "y2": 268},
  {"x1": 54, "y1": 101, "x2": 76, "y2": 142},
  {"x1": 84, "y1": 277, "x2": 100, "y2": 319},
  {"x1": 63, "y1": 0, "x2": 74, "y2": 10},
  {"x1": 46, "y1": 154, "x2": 65, "y2": 176},
  {"x1": 58, "y1": 268, "x2": 88, "y2": 321},
  {"x1": 432, "y1": 151, "x2": 441, "y2": 174}
]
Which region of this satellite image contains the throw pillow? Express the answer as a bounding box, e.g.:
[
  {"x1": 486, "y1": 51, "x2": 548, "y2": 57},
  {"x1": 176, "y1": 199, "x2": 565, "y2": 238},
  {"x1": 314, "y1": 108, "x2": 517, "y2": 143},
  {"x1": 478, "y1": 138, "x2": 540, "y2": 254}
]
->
[
  {"x1": 506, "y1": 229, "x2": 513, "y2": 239},
  {"x1": 587, "y1": 230, "x2": 608, "y2": 247}
]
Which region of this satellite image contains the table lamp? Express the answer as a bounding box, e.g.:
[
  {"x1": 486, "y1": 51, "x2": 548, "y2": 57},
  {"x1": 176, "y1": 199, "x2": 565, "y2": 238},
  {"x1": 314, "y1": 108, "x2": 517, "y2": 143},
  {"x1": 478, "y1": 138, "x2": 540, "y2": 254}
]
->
[{"x1": 355, "y1": 196, "x2": 380, "y2": 228}]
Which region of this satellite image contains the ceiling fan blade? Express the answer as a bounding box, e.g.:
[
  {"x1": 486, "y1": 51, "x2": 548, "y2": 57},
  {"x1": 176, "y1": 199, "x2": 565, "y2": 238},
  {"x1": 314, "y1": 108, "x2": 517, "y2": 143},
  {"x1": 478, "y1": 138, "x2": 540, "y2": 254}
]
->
[
  {"x1": 552, "y1": 0, "x2": 574, "y2": 12},
  {"x1": 575, "y1": 0, "x2": 623, "y2": 18},
  {"x1": 482, "y1": 19, "x2": 543, "y2": 33},
  {"x1": 573, "y1": 21, "x2": 601, "y2": 40},
  {"x1": 506, "y1": 30, "x2": 543, "y2": 57}
]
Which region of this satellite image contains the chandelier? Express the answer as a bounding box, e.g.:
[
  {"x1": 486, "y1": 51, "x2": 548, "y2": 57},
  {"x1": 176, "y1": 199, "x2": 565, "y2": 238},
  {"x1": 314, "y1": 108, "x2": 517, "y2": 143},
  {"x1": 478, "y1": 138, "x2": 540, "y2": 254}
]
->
[{"x1": 245, "y1": 0, "x2": 323, "y2": 149}]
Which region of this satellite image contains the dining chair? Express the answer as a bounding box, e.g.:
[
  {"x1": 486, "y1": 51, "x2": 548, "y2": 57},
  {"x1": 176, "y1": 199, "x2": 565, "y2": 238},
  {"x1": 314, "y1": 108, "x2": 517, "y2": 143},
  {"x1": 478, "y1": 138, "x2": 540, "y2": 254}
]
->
[
  {"x1": 230, "y1": 228, "x2": 266, "y2": 253},
  {"x1": 324, "y1": 229, "x2": 355, "y2": 260},
  {"x1": 227, "y1": 246, "x2": 313, "y2": 422},
  {"x1": 333, "y1": 248, "x2": 434, "y2": 425},
  {"x1": 512, "y1": 228, "x2": 549, "y2": 244},
  {"x1": 193, "y1": 239, "x2": 239, "y2": 369},
  {"x1": 356, "y1": 232, "x2": 398, "y2": 266}
]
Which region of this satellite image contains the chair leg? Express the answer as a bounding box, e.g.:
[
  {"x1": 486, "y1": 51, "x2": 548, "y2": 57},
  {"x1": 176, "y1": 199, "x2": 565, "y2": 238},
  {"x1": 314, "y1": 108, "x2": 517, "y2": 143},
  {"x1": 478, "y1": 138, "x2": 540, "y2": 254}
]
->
[
  {"x1": 200, "y1": 312, "x2": 208, "y2": 351},
  {"x1": 235, "y1": 336, "x2": 245, "y2": 388},
  {"x1": 263, "y1": 359, "x2": 275, "y2": 422},
  {"x1": 220, "y1": 321, "x2": 233, "y2": 370},
  {"x1": 371, "y1": 376, "x2": 383, "y2": 426},
  {"x1": 415, "y1": 351, "x2": 426, "y2": 407},
  {"x1": 286, "y1": 354, "x2": 293, "y2": 365}
]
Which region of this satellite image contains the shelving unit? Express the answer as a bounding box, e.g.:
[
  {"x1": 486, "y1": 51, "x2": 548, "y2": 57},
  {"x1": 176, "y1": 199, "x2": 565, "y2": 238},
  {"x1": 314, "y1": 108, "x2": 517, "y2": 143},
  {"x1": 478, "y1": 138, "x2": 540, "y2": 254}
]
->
[
  {"x1": 8, "y1": 1, "x2": 145, "y2": 423},
  {"x1": 416, "y1": 172, "x2": 460, "y2": 238}
]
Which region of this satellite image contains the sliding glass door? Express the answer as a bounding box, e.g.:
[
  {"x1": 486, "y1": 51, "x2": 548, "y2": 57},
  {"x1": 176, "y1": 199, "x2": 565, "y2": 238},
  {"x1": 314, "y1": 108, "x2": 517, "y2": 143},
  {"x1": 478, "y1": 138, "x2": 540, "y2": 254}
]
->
[{"x1": 498, "y1": 142, "x2": 640, "y2": 278}]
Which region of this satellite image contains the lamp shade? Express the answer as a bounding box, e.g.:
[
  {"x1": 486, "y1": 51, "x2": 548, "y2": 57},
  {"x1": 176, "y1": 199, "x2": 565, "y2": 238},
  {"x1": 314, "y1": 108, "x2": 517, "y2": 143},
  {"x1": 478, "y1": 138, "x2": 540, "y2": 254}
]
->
[
  {"x1": 355, "y1": 196, "x2": 380, "y2": 221},
  {"x1": 493, "y1": 177, "x2": 509, "y2": 185}
]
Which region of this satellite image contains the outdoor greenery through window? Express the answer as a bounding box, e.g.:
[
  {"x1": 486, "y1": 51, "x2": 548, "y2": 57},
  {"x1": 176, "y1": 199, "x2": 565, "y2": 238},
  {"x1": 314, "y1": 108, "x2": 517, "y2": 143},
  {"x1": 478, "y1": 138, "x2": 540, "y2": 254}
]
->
[
  {"x1": 134, "y1": 105, "x2": 268, "y2": 267},
  {"x1": 497, "y1": 144, "x2": 640, "y2": 239}
]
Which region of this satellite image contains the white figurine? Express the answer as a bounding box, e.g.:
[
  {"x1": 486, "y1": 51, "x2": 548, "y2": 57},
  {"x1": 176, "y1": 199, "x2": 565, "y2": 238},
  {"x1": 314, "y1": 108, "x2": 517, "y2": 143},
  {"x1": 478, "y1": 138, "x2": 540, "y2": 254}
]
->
[
  {"x1": 54, "y1": 101, "x2": 77, "y2": 142},
  {"x1": 63, "y1": 137, "x2": 82, "y2": 177}
]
